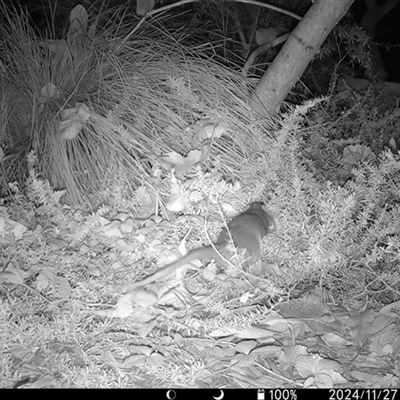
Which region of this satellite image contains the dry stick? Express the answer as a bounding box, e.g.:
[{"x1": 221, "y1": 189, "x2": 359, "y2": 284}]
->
[
  {"x1": 234, "y1": 0, "x2": 301, "y2": 20},
  {"x1": 117, "y1": 0, "x2": 200, "y2": 52},
  {"x1": 242, "y1": 33, "x2": 289, "y2": 77},
  {"x1": 117, "y1": 0, "x2": 301, "y2": 53}
]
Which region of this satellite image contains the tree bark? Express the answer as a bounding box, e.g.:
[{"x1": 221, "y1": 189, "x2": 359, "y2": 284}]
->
[{"x1": 251, "y1": 0, "x2": 354, "y2": 117}]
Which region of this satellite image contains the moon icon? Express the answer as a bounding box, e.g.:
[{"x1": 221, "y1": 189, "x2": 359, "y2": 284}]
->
[
  {"x1": 166, "y1": 390, "x2": 176, "y2": 400},
  {"x1": 213, "y1": 390, "x2": 224, "y2": 400}
]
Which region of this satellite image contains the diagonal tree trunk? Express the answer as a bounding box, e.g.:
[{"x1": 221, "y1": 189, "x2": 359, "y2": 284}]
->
[{"x1": 251, "y1": 0, "x2": 353, "y2": 117}]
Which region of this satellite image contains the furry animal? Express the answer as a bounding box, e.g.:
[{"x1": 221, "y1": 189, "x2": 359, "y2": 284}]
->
[{"x1": 118, "y1": 202, "x2": 275, "y2": 291}]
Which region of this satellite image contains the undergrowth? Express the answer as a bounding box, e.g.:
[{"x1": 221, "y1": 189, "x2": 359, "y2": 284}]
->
[
  {"x1": 1, "y1": 1, "x2": 400, "y2": 389},
  {"x1": 4, "y1": 93, "x2": 400, "y2": 306}
]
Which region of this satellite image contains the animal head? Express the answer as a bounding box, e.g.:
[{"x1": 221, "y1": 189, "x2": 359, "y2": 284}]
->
[{"x1": 245, "y1": 201, "x2": 276, "y2": 233}]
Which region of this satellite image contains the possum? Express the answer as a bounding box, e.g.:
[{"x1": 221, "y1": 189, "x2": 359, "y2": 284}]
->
[{"x1": 117, "y1": 202, "x2": 275, "y2": 291}]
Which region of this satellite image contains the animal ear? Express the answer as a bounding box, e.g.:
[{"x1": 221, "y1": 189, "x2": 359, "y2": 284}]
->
[
  {"x1": 244, "y1": 202, "x2": 265, "y2": 211},
  {"x1": 252, "y1": 203, "x2": 276, "y2": 233}
]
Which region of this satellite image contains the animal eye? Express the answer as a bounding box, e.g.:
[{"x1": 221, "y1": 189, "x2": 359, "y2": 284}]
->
[{"x1": 269, "y1": 220, "x2": 276, "y2": 230}]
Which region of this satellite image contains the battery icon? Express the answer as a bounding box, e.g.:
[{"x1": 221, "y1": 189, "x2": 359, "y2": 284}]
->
[{"x1": 257, "y1": 389, "x2": 265, "y2": 400}]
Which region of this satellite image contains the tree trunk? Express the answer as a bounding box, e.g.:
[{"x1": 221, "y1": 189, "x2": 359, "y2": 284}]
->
[{"x1": 251, "y1": 0, "x2": 354, "y2": 117}]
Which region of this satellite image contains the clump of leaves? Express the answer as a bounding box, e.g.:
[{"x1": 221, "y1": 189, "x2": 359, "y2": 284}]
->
[
  {"x1": 0, "y1": 2, "x2": 275, "y2": 207},
  {"x1": 252, "y1": 100, "x2": 400, "y2": 303}
]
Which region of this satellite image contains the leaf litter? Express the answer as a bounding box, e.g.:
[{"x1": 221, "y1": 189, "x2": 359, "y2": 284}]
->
[{"x1": 3, "y1": 194, "x2": 400, "y2": 387}]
